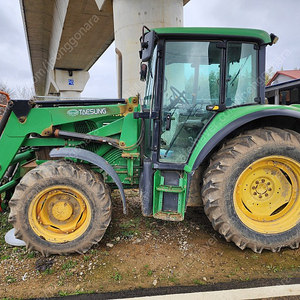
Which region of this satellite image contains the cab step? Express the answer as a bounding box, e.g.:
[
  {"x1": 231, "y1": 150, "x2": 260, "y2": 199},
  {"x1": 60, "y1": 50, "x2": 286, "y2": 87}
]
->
[{"x1": 153, "y1": 170, "x2": 187, "y2": 221}]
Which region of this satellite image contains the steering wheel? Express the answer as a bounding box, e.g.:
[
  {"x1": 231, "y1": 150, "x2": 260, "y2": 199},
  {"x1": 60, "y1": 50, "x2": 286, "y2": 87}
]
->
[{"x1": 170, "y1": 86, "x2": 190, "y2": 106}]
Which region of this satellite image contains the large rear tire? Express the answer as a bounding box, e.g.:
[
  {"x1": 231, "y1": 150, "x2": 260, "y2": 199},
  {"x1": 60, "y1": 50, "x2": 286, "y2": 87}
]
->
[
  {"x1": 9, "y1": 160, "x2": 111, "y2": 256},
  {"x1": 202, "y1": 127, "x2": 300, "y2": 253}
]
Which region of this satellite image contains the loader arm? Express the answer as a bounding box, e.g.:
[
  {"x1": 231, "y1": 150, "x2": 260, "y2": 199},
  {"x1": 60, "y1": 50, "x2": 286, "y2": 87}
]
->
[{"x1": 0, "y1": 97, "x2": 141, "y2": 200}]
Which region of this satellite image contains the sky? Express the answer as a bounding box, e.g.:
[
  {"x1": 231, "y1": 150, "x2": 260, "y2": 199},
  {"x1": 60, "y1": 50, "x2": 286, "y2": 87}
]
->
[{"x1": 0, "y1": 0, "x2": 300, "y2": 98}]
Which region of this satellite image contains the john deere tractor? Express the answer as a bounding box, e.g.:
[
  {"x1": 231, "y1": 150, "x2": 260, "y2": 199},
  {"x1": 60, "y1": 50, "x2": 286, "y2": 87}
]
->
[{"x1": 1, "y1": 26, "x2": 300, "y2": 256}]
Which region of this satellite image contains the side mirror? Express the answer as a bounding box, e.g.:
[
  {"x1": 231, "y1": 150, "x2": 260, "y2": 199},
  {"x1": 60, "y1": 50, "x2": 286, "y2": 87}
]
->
[
  {"x1": 139, "y1": 26, "x2": 156, "y2": 62},
  {"x1": 140, "y1": 63, "x2": 147, "y2": 81}
]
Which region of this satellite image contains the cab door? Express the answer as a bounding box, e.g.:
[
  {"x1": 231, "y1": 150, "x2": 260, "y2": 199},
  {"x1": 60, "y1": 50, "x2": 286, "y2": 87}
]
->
[
  {"x1": 159, "y1": 40, "x2": 222, "y2": 164},
  {"x1": 146, "y1": 40, "x2": 223, "y2": 221}
]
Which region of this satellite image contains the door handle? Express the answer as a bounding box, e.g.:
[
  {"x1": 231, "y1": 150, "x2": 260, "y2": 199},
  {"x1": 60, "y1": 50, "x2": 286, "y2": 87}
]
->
[{"x1": 166, "y1": 113, "x2": 172, "y2": 131}]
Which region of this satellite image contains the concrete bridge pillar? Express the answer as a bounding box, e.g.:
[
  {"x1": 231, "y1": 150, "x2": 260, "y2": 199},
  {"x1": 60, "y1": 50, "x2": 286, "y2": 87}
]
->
[
  {"x1": 112, "y1": 0, "x2": 185, "y2": 98},
  {"x1": 50, "y1": 69, "x2": 90, "y2": 98}
]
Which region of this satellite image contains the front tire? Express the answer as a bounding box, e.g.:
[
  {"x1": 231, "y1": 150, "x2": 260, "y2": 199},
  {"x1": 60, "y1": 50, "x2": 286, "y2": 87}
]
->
[
  {"x1": 9, "y1": 160, "x2": 111, "y2": 256},
  {"x1": 202, "y1": 127, "x2": 300, "y2": 253}
]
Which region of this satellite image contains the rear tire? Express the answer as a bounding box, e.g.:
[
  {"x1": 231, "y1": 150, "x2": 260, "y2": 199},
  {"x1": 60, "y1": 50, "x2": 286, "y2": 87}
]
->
[
  {"x1": 202, "y1": 127, "x2": 300, "y2": 252},
  {"x1": 9, "y1": 160, "x2": 111, "y2": 256}
]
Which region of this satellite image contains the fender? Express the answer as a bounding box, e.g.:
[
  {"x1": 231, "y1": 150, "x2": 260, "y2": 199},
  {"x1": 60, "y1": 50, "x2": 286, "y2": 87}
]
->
[
  {"x1": 50, "y1": 147, "x2": 127, "y2": 214},
  {"x1": 190, "y1": 108, "x2": 300, "y2": 172}
]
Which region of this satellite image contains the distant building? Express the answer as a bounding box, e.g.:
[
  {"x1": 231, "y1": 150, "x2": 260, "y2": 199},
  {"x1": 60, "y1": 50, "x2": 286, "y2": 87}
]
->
[
  {"x1": 267, "y1": 70, "x2": 300, "y2": 86},
  {"x1": 265, "y1": 70, "x2": 300, "y2": 105}
]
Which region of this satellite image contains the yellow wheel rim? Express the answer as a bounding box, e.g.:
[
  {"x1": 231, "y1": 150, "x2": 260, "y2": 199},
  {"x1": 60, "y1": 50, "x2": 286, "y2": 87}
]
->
[
  {"x1": 234, "y1": 156, "x2": 300, "y2": 234},
  {"x1": 29, "y1": 185, "x2": 91, "y2": 243}
]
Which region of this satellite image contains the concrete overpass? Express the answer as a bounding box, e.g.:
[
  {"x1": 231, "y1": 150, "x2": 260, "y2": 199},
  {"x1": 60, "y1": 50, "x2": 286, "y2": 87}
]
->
[{"x1": 20, "y1": 0, "x2": 190, "y2": 98}]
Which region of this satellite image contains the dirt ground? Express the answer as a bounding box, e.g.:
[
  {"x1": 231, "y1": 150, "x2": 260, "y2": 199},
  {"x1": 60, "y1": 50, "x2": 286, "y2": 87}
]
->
[{"x1": 1, "y1": 189, "x2": 300, "y2": 299}]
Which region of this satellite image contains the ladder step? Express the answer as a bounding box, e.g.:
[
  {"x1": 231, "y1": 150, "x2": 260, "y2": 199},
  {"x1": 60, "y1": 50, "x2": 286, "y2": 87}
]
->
[
  {"x1": 156, "y1": 185, "x2": 184, "y2": 193},
  {"x1": 153, "y1": 211, "x2": 184, "y2": 221}
]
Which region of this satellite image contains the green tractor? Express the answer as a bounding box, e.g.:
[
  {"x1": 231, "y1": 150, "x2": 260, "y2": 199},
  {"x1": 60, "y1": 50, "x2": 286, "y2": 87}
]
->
[{"x1": 1, "y1": 26, "x2": 299, "y2": 256}]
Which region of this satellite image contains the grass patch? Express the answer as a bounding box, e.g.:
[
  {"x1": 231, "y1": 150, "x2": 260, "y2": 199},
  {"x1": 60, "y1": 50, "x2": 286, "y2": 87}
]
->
[
  {"x1": 90, "y1": 249, "x2": 98, "y2": 255},
  {"x1": 58, "y1": 289, "x2": 95, "y2": 297},
  {"x1": 44, "y1": 268, "x2": 55, "y2": 275},
  {"x1": 62, "y1": 260, "x2": 77, "y2": 271},
  {"x1": 114, "y1": 216, "x2": 142, "y2": 239},
  {"x1": 6, "y1": 275, "x2": 16, "y2": 284},
  {"x1": 193, "y1": 279, "x2": 207, "y2": 285},
  {"x1": 112, "y1": 272, "x2": 122, "y2": 281},
  {"x1": 102, "y1": 251, "x2": 109, "y2": 256},
  {"x1": 0, "y1": 212, "x2": 13, "y2": 251},
  {"x1": 266, "y1": 264, "x2": 279, "y2": 273},
  {"x1": 120, "y1": 229, "x2": 140, "y2": 238},
  {"x1": 168, "y1": 276, "x2": 178, "y2": 283},
  {"x1": 26, "y1": 251, "x2": 36, "y2": 259}
]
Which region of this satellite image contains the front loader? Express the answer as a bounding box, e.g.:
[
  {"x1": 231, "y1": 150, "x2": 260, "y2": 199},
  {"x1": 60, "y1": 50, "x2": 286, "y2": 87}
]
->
[{"x1": 2, "y1": 27, "x2": 300, "y2": 256}]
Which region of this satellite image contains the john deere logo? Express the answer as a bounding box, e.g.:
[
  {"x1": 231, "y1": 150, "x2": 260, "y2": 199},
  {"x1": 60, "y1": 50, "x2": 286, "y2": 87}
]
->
[{"x1": 67, "y1": 109, "x2": 79, "y2": 117}]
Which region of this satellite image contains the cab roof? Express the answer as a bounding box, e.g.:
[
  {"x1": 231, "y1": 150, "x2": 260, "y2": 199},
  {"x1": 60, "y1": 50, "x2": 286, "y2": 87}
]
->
[{"x1": 153, "y1": 27, "x2": 272, "y2": 45}]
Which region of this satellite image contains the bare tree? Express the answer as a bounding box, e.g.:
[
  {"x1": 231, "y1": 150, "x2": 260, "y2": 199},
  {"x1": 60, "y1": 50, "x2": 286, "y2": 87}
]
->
[
  {"x1": 265, "y1": 67, "x2": 275, "y2": 85},
  {"x1": 0, "y1": 82, "x2": 14, "y2": 116},
  {"x1": 15, "y1": 85, "x2": 35, "y2": 100},
  {"x1": 0, "y1": 83, "x2": 35, "y2": 116}
]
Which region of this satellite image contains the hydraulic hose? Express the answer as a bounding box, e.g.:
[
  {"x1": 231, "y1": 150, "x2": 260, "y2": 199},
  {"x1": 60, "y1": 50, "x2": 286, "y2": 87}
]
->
[{"x1": 0, "y1": 90, "x2": 10, "y2": 106}]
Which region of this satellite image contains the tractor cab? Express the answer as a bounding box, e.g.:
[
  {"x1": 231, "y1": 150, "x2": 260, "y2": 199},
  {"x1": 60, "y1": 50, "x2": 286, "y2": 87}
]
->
[
  {"x1": 139, "y1": 27, "x2": 274, "y2": 165},
  {"x1": 138, "y1": 26, "x2": 276, "y2": 220}
]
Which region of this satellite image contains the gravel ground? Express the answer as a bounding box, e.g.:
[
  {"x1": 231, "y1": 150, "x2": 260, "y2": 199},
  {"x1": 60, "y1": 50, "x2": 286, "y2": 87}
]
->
[{"x1": 1, "y1": 189, "x2": 300, "y2": 299}]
